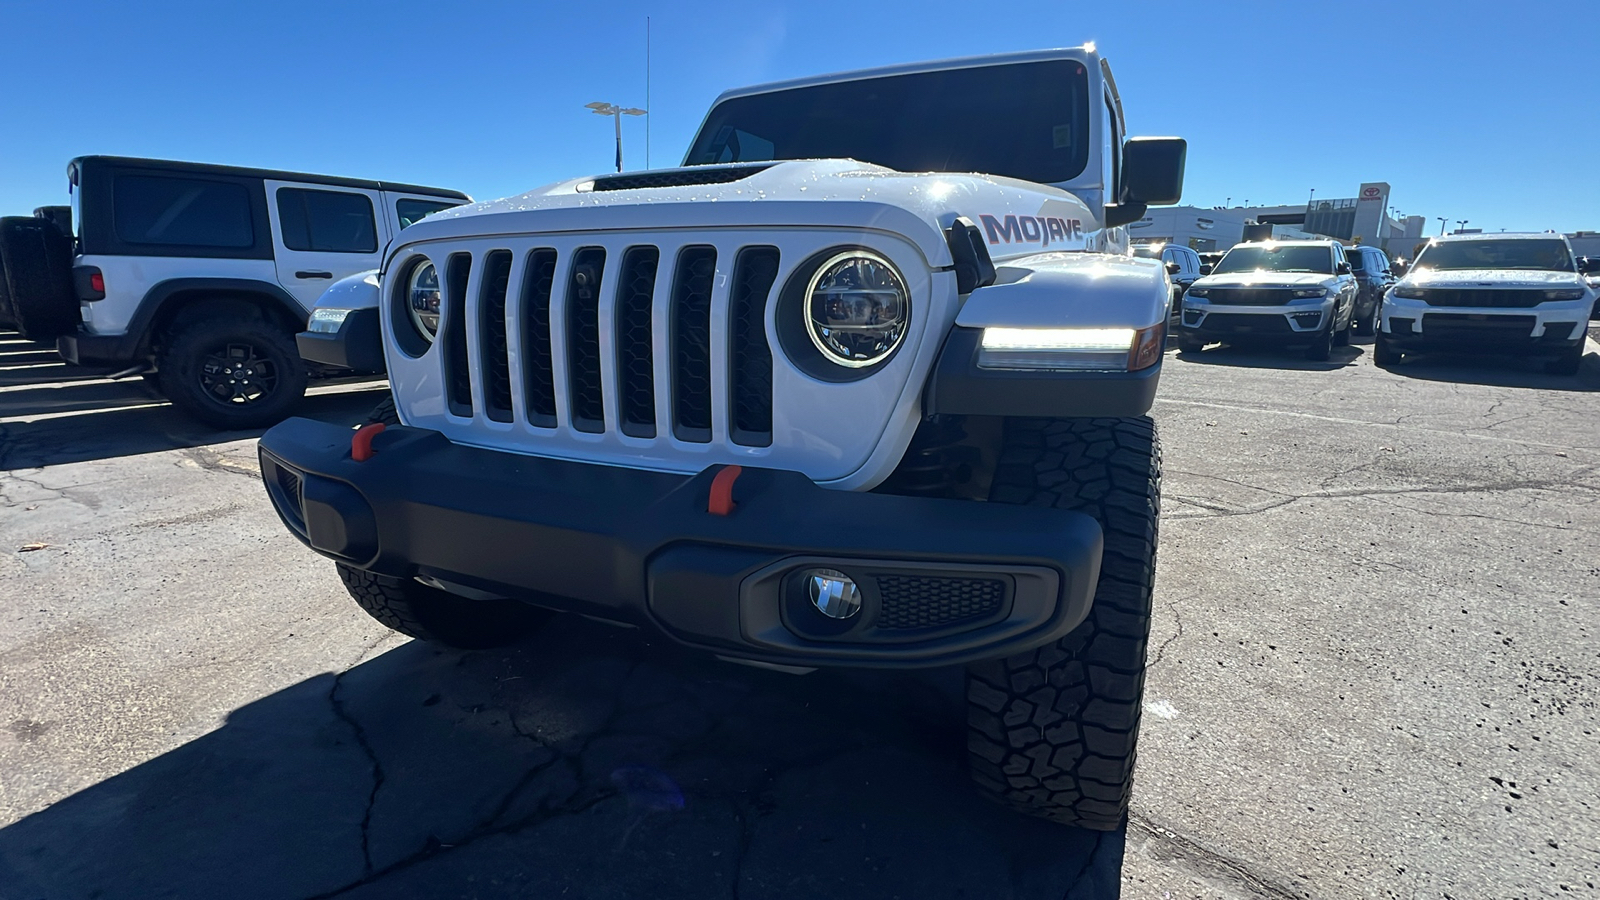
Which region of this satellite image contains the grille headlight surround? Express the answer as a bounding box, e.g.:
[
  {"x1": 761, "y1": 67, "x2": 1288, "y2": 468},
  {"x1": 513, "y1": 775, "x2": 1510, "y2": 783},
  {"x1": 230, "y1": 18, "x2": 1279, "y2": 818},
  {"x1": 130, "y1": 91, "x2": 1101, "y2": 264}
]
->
[
  {"x1": 1392, "y1": 285, "x2": 1427, "y2": 299},
  {"x1": 406, "y1": 261, "x2": 441, "y2": 343},
  {"x1": 1290, "y1": 287, "x2": 1329, "y2": 300},
  {"x1": 1543, "y1": 288, "x2": 1587, "y2": 302},
  {"x1": 1185, "y1": 287, "x2": 1211, "y2": 298},
  {"x1": 803, "y1": 251, "x2": 909, "y2": 368}
]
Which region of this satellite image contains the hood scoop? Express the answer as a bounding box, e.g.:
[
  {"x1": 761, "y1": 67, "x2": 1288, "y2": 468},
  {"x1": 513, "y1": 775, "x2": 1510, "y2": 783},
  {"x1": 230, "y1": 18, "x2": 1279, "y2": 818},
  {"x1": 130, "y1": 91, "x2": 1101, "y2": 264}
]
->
[{"x1": 587, "y1": 163, "x2": 776, "y2": 192}]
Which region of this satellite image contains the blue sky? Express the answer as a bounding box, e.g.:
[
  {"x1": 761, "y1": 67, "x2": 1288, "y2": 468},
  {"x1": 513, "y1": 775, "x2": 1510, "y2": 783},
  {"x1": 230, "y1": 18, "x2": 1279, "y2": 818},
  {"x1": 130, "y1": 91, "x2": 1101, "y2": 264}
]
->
[{"x1": 2, "y1": 0, "x2": 1595, "y2": 233}]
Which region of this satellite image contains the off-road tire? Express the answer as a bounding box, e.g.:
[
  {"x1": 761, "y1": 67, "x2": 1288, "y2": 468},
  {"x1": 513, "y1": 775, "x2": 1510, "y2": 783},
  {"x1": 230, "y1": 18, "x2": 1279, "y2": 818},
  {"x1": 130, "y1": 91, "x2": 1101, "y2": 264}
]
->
[
  {"x1": 0, "y1": 216, "x2": 77, "y2": 341},
  {"x1": 366, "y1": 395, "x2": 400, "y2": 426},
  {"x1": 1546, "y1": 341, "x2": 1584, "y2": 376},
  {"x1": 1304, "y1": 319, "x2": 1334, "y2": 361},
  {"x1": 1373, "y1": 333, "x2": 1402, "y2": 367},
  {"x1": 157, "y1": 317, "x2": 308, "y2": 430},
  {"x1": 337, "y1": 564, "x2": 551, "y2": 650},
  {"x1": 967, "y1": 416, "x2": 1159, "y2": 830}
]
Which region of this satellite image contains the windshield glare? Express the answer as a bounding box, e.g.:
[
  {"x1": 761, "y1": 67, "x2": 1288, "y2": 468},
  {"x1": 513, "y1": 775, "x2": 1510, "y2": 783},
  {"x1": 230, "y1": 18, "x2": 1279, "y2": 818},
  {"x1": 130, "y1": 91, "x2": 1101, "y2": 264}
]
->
[
  {"x1": 1414, "y1": 239, "x2": 1574, "y2": 272},
  {"x1": 1132, "y1": 245, "x2": 1162, "y2": 259},
  {"x1": 684, "y1": 60, "x2": 1091, "y2": 184},
  {"x1": 1211, "y1": 245, "x2": 1333, "y2": 275}
]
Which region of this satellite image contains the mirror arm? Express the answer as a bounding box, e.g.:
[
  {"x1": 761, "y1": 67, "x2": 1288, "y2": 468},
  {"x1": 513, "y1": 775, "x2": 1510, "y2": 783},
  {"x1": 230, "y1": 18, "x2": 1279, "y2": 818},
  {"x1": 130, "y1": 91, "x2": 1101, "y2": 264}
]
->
[{"x1": 1105, "y1": 201, "x2": 1147, "y2": 230}]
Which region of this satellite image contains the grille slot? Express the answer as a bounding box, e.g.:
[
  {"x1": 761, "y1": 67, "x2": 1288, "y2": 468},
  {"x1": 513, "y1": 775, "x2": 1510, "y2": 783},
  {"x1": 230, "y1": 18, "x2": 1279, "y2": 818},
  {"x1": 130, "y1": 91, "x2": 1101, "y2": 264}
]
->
[
  {"x1": 1418, "y1": 288, "x2": 1552, "y2": 309},
  {"x1": 479, "y1": 250, "x2": 514, "y2": 422},
  {"x1": 1197, "y1": 313, "x2": 1292, "y2": 334},
  {"x1": 1422, "y1": 313, "x2": 1537, "y2": 342},
  {"x1": 564, "y1": 247, "x2": 607, "y2": 433},
  {"x1": 875, "y1": 575, "x2": 1007, "y2": 631},
  {"x1": 616, "y1": 247, "x2": 660, "y2": 438},
  {"x1": 671, "y1": 246, "x2": 717, "y2": 443},
  {"x1": 443, "y1": 253, "x2": 474, "y2": 416},
  {"x1": 728, "y1": 247, "x2": 779, "y2": 447},
  {"x1": 520, "y1": 249, "x2": 559, "y2": 427}
]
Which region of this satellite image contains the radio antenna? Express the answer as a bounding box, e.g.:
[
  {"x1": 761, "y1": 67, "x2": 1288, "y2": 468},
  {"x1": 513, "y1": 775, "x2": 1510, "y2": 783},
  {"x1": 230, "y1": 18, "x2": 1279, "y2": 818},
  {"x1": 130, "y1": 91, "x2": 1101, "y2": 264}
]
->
[{"x1": 646, "y1": 17, "x2": 651, "y2": 169}]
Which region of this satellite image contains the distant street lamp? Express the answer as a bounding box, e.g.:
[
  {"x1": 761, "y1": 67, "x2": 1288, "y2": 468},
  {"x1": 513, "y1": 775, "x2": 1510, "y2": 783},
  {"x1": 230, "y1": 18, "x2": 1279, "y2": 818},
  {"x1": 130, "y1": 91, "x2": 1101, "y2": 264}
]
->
[
  {"x1": 1437, "y1": 216, "x2": 1448, "y2": 235},
  {"x1": 585, "y1": 101, "x2": 648, "y2": 173},
  {"x1": 1456, "y1": 219, "x2": 1469, "y2": 233}
]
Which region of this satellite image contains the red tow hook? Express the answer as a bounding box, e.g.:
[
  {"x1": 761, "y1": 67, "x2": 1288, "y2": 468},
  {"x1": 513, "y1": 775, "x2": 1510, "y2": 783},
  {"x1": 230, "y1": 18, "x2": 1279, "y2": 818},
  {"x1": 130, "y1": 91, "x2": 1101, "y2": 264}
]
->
[
  {"x1": 351, "y1": 422, "x2": 386, "y2": 462},
  {"x1": 708, "y1": 464, "x2": 743, "y2": 516}
]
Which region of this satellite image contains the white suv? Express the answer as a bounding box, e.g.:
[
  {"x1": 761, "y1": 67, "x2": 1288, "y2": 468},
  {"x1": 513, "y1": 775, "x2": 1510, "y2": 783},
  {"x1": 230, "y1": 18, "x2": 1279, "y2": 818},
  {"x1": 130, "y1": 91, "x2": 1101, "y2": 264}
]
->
[
  {"x1": 25, "y1": 156, "x2": 467, "y2": 428},
  {"x1": 1176, "y1": 239, "x2": 1359, "y2": 360},
  {"x1": 1376, "y1": 233, "x2": 1597, "y2": 375}
]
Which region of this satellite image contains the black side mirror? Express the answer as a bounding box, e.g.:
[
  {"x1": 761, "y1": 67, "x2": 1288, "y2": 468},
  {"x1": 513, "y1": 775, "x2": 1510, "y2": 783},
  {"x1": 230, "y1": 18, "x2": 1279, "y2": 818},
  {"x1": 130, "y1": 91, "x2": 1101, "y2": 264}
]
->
[
  {"x1": 1198, "y1": 264, "x2": 1213, "y2": 276},
  {"x1": 1579, "y1": 256, "x2": 1600, "y2": 275},
  {"x1": 1164, "y1": 261, "x2": 1180, "y2": 275},
  {"x1": 1336, "y1": 262, "x2": 1352, "y2": 275},
  {"x1": 1105, "y1": 137, "x2": 1187, "y2": 228}
]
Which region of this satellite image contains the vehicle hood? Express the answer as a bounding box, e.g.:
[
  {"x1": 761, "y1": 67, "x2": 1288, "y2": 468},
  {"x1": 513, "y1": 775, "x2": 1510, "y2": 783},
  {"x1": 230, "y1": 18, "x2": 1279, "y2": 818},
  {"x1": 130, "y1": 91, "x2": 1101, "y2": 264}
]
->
[
  {"x1": 393, "y1": 159, "x2": 1103, "y2": 268},
  {"x1": 1190, "y1": 271, "x2": 1334, "y2": 289},
  {"x1": 1402, "y1": 268, "x2": 1586, "y2": 290}
]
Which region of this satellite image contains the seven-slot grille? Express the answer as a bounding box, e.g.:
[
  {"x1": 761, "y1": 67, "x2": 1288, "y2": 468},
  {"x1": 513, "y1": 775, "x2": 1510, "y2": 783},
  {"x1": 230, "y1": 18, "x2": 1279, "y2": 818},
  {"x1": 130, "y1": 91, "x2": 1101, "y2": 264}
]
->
[
  {"x1": 427, "y1": 243, "x2": 781, "y2": 447},
  {"x1": 1414, "y1": 288, "x2": 1554, "y2": 308}
]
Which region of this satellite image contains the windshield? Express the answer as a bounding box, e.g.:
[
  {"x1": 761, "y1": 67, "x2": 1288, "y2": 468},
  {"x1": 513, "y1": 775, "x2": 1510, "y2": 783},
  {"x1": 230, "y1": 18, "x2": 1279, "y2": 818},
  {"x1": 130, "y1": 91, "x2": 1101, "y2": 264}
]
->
[
  {"x1": 1413, "y1": 239, "x2": 1574, "y2": 272},
  {"x1": 1132, "y1": 245, "x2": 1162, "y2": 259},
  {"x1": 1211, "y1": 245, "x2": 1333, "y2": 275},
  {"x1": 684, "y1": 61, "x2": 1091, "y2": 184}
]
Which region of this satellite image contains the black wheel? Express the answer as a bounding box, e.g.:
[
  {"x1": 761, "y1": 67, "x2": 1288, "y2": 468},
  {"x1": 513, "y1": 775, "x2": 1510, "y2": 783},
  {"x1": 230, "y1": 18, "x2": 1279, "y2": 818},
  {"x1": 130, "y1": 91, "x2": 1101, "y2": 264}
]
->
[
  {"x1": 366, "y1": 394, "x2": 400, "y2": 426},
  {"x1": 1176, "y1": 331, "x2": 1206, "y2": 353},
  {"x1": 1334, "y1": 303, "x2": 1353, "y2": 347},
  {"x1": 967, "y1": 416, "x2": 1158, "y2": 830},
  {"x1": 1373, "y1": 333, "x2": 1402, "y2": 367},
  {"x1": 1546, "y1": 341, "x2": 1584, "y2": 376},
  {"x1": 1304, "y1": 318, "x2": 1334, "y2": 361},
  {"x1": 157, "y1": 317, "x2": 308, "y2": 430},
  {"x1": 337, "y1": 563, "x2": 551, "y2": 650}
]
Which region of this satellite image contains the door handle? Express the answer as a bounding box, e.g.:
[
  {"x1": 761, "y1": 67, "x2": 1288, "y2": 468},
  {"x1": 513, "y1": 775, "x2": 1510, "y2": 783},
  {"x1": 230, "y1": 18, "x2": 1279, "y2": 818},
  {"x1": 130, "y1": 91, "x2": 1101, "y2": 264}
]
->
[{"x1": 296, "y1": 270, "x2": 334, "y2": 279}]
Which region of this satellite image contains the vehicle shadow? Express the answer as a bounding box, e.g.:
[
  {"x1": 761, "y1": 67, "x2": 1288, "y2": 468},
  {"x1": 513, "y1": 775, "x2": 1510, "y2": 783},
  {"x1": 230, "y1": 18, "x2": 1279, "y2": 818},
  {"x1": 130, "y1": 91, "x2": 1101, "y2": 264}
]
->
[
  {"x1": 0, "y1": 333, "x2": 389, "y2": 469},
  {"x1": 1375, "y1": 344, "x2": 1600, "y2": 392},
  {"x1": 0, "y1": 615, "x2": 1123, "y2": 900},
  {"x1": 1171, "y1": 341, "x2": 1364, "y2": 372}
]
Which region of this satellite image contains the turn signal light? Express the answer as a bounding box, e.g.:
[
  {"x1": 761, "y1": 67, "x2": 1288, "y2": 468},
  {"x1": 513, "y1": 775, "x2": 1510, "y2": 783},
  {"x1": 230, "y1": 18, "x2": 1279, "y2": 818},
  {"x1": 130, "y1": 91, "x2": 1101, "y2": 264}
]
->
[{"x1": 1127, "y1": 322, "x2": 1165, "y2": 371}]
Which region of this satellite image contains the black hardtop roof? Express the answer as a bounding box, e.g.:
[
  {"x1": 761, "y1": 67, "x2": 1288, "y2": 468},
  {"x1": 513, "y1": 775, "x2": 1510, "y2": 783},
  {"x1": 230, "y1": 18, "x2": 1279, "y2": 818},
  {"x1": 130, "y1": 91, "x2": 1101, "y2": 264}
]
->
[{"x1": 69, "y1": 155, "x2": 469, "y2": 201}]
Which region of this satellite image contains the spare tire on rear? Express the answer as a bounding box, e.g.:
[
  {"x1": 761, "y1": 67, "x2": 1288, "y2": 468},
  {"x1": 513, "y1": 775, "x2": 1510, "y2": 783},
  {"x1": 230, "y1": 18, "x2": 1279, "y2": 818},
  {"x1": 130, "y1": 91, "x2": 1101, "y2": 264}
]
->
[{"x1": 0, "y1": 216, "x2": 78, "y2": 341}]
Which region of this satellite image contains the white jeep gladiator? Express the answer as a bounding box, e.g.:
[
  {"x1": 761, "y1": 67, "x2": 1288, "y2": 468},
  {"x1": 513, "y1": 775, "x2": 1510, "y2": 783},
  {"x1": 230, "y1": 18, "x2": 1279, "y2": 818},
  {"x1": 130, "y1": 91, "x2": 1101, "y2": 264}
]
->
[{"x1": 258, "y1": 47, "x2": 1186, "y2": 829}]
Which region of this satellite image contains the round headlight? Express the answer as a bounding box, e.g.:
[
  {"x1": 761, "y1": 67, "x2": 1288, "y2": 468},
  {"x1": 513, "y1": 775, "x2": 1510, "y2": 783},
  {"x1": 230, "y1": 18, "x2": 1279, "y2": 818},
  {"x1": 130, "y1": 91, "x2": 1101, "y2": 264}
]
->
[
  {"x1": 803, "y1": 251, "x2": 909, "y2": 368},
  {"x1": 407, "y1": 262, "x2": 440, "y2": 342}
]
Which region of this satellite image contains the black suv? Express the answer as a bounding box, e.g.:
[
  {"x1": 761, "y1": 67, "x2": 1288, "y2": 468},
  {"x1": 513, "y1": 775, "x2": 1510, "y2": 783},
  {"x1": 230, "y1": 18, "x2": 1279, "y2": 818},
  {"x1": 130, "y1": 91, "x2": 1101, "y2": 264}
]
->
[{"x1": 1345, "y1": 245, "x2": 1395, "y2": 335}]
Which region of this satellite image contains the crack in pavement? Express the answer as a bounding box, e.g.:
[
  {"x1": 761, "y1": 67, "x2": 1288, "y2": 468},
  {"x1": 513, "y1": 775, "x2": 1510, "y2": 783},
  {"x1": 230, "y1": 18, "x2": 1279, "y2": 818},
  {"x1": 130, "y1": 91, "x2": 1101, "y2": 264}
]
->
[
  {"x1": 325, "y1": 636, "x2": 393, "y2": 880},
  {"x1": 181, "y1": 447, "x2": 261, "y2": 479},
  {"x1": 1167, "y1": 473, "x2": 1600, "y2": 522},
  {"x1": 1126, "y1": 811, "x2": 1308, "y2": 899}
]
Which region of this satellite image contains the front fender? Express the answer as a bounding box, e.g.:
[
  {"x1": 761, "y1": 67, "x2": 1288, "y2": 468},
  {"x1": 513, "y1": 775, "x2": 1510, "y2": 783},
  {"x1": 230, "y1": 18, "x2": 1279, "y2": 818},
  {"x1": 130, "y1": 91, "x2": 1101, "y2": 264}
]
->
[
  {"x1": 296, "y1": 270, "x2": 384, "y2": 372},
  {"x1": 927, "y1": 252, "x2": 1168, "y2": 419}
]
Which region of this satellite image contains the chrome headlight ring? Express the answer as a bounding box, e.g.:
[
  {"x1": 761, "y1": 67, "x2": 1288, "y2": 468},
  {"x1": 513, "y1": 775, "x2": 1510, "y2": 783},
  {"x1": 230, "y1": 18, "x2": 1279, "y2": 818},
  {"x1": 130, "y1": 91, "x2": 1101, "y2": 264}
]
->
[
  {"x1": 406, "y1": 260, "x2": 441, "y2": 343},
  {"x1": 802, "y1": 250, "x2": 910, "y2": 369}
]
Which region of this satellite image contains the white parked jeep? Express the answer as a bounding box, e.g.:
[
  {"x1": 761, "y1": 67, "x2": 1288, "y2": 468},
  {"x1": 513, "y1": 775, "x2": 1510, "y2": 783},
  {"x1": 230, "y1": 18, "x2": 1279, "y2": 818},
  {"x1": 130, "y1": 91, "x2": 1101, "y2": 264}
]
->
[
  {"x1": 258, "y1": 47, "x2": 1186, "y2": 829},
  {"x1": 28, "y1": 156, "x2": 467, "y2": 428}
]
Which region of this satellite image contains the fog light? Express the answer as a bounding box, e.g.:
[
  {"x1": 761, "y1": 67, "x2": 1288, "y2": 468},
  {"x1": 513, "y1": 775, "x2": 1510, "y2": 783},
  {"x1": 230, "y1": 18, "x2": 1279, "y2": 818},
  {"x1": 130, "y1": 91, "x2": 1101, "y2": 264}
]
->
[{"x1": 805, "y1": 569, "x2": 861, "y2": 619}]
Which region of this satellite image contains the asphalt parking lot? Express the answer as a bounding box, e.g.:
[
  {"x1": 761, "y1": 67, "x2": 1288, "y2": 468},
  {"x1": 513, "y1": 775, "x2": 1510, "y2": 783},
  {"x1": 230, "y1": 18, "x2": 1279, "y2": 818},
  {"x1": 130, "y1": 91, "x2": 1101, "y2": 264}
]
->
[{"x1": 2, "y1": 329, "x2": 1598, "y2": 899}]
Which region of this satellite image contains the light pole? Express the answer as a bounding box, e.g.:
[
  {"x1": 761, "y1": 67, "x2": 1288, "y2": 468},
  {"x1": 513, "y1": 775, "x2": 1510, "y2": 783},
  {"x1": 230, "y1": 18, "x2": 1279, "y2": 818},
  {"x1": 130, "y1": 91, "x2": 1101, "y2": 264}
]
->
[
  {"x1": 1456, "y1": 219, "x2": 1468, "y2": 234},
  {"x1": 1437, "y1": 216, "x2": 1448, "y2": 235},
  {"x1": 585, "y1": 101, "x2": 648, "y2": 173}
]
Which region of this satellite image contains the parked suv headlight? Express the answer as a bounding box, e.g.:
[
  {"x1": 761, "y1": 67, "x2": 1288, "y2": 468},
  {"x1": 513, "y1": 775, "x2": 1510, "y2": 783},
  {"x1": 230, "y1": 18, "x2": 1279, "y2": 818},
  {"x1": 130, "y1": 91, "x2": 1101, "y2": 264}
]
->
[
  {"x1": 1544, "y1": 289, "x2": 1587, "y2": 301},
  {"x1": 1392, "y1": 285, "x2": 1427, "y2": 299},
  {"x1": 804, "y1": 251, "x2": 909, "y2": 367},
  {"x1": 307, "y1": 307, "x2": 355, "y2": 334},
  {"x1": 1185, "y1": 287, "x2": 1210, "y2": 298},
  {"x1": 407, "y1": 262, "x2": 441, "y2": 343},
  {"x1": 1290, "y1": 288, "x2": 1328, "y2": 299}
]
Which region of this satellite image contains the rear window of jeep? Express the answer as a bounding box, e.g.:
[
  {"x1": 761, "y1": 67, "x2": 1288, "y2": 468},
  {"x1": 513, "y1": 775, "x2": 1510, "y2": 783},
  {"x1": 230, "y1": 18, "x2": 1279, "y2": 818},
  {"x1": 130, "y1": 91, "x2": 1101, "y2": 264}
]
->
[{"x1": 113, "y1": 174, "x2": 253, "y2": 248}]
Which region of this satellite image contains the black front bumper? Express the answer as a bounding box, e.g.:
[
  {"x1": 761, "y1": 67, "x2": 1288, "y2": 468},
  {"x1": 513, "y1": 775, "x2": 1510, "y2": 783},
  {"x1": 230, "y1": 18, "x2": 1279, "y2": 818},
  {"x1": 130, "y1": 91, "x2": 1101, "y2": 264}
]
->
[
  {"x1": 1384, "y1": 315, "x2": 1585, "y2": 353},
  {"x1": 258, "y1": 418, "x2": 1103, "y2": 669},
  {"x1": 57, "y1": 330, "x2": 141, "y2": 367},
  {"x1": 295, "y1": 308, "x2": 385, "y2": 373}
]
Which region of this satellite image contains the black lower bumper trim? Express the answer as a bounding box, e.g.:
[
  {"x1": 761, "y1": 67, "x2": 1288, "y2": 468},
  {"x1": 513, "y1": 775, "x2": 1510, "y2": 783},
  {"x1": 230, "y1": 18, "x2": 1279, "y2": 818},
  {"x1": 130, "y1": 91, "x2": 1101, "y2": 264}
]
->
[
  {"x1": 257, "y1": 418, "x2": 1103, "y2": 668},
  {"x1": 56, "y1": 330, "x2": 140, "y2": 366},
  {"x1": 929, "y1": 326, "x2": 1160, "y2": 418},
  {"x1": 295, "y1": 307, "x2": 385, "y2": 372}
]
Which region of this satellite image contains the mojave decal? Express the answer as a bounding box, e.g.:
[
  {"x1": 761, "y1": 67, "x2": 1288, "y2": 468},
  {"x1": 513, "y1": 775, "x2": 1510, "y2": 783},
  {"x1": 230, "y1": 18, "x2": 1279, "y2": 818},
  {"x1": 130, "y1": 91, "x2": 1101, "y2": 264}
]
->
[{"x1": 979, "y1": 213, "x2": 1086, "y2": 249}]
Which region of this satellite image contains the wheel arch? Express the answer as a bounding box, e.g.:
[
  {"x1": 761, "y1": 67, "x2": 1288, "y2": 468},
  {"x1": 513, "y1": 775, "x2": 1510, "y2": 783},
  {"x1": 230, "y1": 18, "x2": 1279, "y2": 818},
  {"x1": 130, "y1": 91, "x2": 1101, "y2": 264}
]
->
[{"x1": 132, "y1": 278, "x2": 308, "y2": 356}]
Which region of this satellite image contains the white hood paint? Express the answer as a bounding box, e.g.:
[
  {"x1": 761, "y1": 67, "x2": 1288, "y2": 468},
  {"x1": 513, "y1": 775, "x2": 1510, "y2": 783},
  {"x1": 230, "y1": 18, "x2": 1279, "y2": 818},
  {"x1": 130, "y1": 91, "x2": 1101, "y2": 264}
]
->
[
  {"x1": 393, "y1": 160, "x2": 1104, "y2": 270},
  {"x1": 1403, "y1": 268, "x2": 1586, "y2": 290},
  {"x1": 1190, "y1": 271, "x2": 1334, "y2": 289}
]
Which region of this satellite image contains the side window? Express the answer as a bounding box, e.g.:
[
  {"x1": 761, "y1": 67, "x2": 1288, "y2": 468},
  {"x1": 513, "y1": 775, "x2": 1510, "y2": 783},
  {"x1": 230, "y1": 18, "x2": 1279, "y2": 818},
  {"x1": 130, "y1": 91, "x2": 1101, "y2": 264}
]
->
[
  {"x1": 277, "y1": 188, "x2": 377, "y2": 253},
  {"x1": 397, "y1": 198, "x2": 462, "y2": 230},
  {"x1": 113, "y1": 174, "x2": 253, "y2": 248}
]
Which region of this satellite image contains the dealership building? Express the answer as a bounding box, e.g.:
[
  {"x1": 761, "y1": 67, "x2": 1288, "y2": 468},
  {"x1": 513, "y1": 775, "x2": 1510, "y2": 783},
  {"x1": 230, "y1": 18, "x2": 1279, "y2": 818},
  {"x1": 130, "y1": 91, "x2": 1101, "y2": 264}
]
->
[{"x1": 1129, "y1": 182, "x2": 1430, "y2": 258}]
